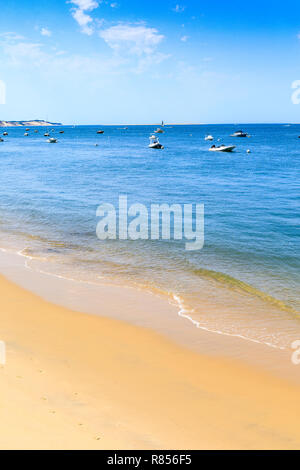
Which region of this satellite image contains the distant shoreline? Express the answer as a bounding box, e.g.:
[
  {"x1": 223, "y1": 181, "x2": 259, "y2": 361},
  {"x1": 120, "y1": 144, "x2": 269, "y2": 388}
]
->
[{"x1": 0, "y1": 120, "x2": 62, "y2": 127}]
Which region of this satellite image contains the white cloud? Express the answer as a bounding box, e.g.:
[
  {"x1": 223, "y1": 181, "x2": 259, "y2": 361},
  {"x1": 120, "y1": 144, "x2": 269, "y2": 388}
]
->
[
  {"x1": 181, "y1": 35, "x2": 188, "y2": 42},
  {"x1": 72, "y1": 9, "x2": 94, "y2": 35},
  {"x1": 173, "y1": 4, "x2": 185, "y2": 13},
  {"x1": 41, "y1": 28, "x2": 52, "y2": 37},
  {"x1": 99, "y1": 24, "x2": 164, "y2": 56},
  {"x1": 110, "y1": 2, "x2": 118, "y2": 7},
  {"x1": 68, "y1": 0, "x2": 100, "y2": 35},
  {"x1": 70, "y1": 0, "x2": 99, "y2": 9}
]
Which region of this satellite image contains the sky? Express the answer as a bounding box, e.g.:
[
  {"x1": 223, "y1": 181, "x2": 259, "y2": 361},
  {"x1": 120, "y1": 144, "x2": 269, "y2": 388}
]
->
[{"x1": 0, "y1": 0, "x2": 300, "y2": 124}]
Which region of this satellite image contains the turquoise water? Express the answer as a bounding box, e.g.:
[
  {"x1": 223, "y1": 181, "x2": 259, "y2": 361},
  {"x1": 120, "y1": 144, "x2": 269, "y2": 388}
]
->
[{"x1": 0, "y1": 124, "x2": 299, "y2": 348}]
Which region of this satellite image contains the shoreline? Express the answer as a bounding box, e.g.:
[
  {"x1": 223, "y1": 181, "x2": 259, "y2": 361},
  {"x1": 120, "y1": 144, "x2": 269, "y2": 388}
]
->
[
  {"x1": 0, "y1": 252, "x2": 300, "y2": 448},
  {"x1": 0, "y1": 248, "x2": 299, "y2": 385}
]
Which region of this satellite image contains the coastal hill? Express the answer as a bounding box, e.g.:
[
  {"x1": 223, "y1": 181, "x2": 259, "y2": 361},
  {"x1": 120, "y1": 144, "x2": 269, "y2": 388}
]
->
[{"x1": 0, "y1": 120, "x2": 62, "y2": 127}]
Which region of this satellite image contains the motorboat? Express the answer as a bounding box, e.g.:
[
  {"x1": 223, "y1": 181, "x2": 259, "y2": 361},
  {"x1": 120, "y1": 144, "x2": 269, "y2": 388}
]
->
[
  {"x1": 59, "y1": 130, "x2": 64, "y2": 134},
  {"x1": 47, "y1": 137, "x2": 57, "y2": 143},
  {"x1": 231, "y1": 130, "x2": 249, "y2": 137},
  {"x1": 154, "y1": 128, "x2": 164, "y2": 134},
  {"x1": 209, "y1": 144, "x2": 235, "y2": 152},
  {"x1": 149, "y1": 136, "x2": 164, "y2": 149},
  {"x1": 97, "y1": 130, "x2": 104, "y2": 134},
  {"x1": 44, "y1": 132, "x2": 50, "y2": 137},
  {"x1": 24, "y1": 132, "x2": 29, "y2": 136},
  {"x1": 205, "y1": 135, "x2": 214, "y2": 141},
  {"x1": 0, "y1": 138, "x2": 3, "y2": 142}
]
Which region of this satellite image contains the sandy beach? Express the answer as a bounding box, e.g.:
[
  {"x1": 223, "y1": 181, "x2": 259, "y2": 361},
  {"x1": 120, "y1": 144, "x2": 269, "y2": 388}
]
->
[{"x1": 0, "y1": 268, "x2": 300, "y2": 450}]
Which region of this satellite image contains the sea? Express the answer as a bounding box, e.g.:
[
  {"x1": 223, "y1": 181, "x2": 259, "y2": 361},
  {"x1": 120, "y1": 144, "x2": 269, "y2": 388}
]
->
[{"x1": 0, "y1": 124, "x2": 299, "y2": 350}]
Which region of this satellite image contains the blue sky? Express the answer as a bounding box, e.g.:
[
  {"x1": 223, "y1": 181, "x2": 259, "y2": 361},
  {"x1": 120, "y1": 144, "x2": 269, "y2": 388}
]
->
[{"x1": 0, "y1": 0, "x2": 300, "y2": 124}]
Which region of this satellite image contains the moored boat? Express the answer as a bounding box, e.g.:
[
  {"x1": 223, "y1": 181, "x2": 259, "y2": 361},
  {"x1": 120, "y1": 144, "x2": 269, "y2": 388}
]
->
[
  {"x1": 231, "y1": 130, "x2": 250, "y2": 137},
  {"x1": 209, "y1": 144, "x2": 236, "y2": 152},
  {"x1": 149, "y1": 136, "x2": 164, "y2": 149}
]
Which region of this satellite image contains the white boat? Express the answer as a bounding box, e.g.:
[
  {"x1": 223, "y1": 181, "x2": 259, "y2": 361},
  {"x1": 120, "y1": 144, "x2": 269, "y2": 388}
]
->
[
  {"x1": 44, "y1": 132, "x2": 50, "y2": 137},
  {"x1": 24, "y1": 132, "x2": 29, "y2": 136},
  {"x1": 149, "y1": 136, "x2": 164, "y2": 149},
  {"x1": 154, "y1": 128, "x2": 164, "y2": 134},
  {"x1": 209, "y1": 144, "x2": 236, "y2": 152},
  {"x1": 47, "y1": 137, "x2": 57, "y2": 143},
  {"x1": 3, "y1": 132, "x2": 8, "y2": 136},
  {"x1": 0, "y1": 138, "x2": 4, "y2": 142},
  {"x1": 205, "y1": 135, "x2": 214, "y2": 141}
]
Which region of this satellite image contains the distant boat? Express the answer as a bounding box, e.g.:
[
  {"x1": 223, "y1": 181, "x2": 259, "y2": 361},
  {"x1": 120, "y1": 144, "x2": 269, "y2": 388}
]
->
[
  {"x1": 247, "y1": 149, "x2": 251, "y2": 153},
  {"x1": 44, "y1": 132, "x2": 50, "y2": 137},
  {"x1": 154, "y1": 128, "x2": 164, "y2": 134},
  {"x1": 0, "y1": 137, "x2": 4, "y2": 142},
  {"x1": 97, "y1": 130, "x2": 104, "y2": 134},
  {"x1": 24, "y1": 132, "x2": 29, "y2": 136},
  {"x1": 231, "y1": 130, "x2": 249, "y2": 137},
  {"x1": 59, "y1": 130, "x2": 64, "y2": 134},
  {"x1": 161, "y1": 120, "x2": 164, "y2": 127},
  {"x1": 34, "y1": 130, "x2": 38, "y2": 133},
  {"x1": 3, "y1": 132, "x2": 8, "y2": 136},
  {"x1": 209, "y1": 144, "x2": 235, "y2": 152},
  {"x1": 47, "y1": 137, "x2": 57, "y2": 143},
  {"x1": 149, "y1": 136, "x2": 164, "y2": 149},
  {"x1": 205, "y1": 135, "x2": 214, "y2": 141},
  {"x1": 25, "y1": 128, "x2": 30, "y2": 131}
]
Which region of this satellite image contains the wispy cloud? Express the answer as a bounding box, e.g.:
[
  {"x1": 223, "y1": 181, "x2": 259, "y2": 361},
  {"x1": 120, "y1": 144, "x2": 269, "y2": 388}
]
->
[
  {"x1": 181, "y1": 35, "x2": 188, "y2": 42},
  {"x1": 0, "y1": 30, "x2": 126, "y2": 76},
  {"x1": 68, "y1": 0, "x2": 100, "y2": 35},
  {"x1": 172, "y1": 4, "x2": 185, "y2": 13},
  {"x1": 40, "y1": 27, "x2": 52, "y2": 37},
  {"x1": 99, "y1": 23, "x2": 169, "y2": 73},
  {"x1": 99, "y1": 24, "x2": 164, "y2": 55}
]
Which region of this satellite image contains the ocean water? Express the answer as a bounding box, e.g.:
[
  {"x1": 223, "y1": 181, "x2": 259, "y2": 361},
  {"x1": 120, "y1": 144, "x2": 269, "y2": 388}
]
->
[{"x1": 0, "y1": 124, "x2": 299, "y2": 349}]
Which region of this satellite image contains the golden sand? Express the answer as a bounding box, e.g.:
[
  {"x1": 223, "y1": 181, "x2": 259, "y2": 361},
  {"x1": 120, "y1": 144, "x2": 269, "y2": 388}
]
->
[{"x1": 0, "y1": 273, "x2": 300, "y2": 450}]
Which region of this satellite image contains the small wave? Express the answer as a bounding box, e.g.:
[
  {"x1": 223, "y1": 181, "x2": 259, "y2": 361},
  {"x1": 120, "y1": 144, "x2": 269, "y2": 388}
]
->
[
  {"x1": 191, "y1": 267, "x2": 299, "y2": 315},
  {"x1": 172, "y1": 294, "x2": 287, "y2": 351}
]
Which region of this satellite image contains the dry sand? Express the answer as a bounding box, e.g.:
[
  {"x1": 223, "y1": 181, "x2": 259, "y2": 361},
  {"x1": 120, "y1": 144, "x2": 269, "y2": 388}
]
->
[{"x1": 0, "y1": 273, "x2": 300, "y2": 450}]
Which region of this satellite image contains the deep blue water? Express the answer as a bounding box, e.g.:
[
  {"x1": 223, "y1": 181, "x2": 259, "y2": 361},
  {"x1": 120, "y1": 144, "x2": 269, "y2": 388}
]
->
[{"x1": 0, "y1": 124, "x2": 299, "y2": 348}]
